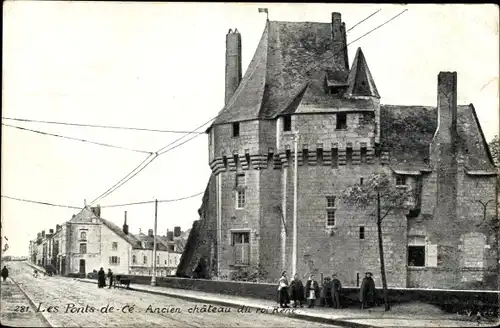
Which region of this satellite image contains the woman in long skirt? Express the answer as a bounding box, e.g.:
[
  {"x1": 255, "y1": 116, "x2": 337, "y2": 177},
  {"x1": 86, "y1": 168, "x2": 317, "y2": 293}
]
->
[
  {"x1": 277, "y1": 271, "x2": 290, "y2": 308},
  {"x1": 97, "y1": 267, "x2": 106, "y2": 288}
]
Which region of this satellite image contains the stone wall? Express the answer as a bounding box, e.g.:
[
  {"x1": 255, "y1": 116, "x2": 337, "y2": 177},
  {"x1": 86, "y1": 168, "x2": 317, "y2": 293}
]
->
[{"x1": 105, "y1": 275, "x2": 500, "y2": 312}]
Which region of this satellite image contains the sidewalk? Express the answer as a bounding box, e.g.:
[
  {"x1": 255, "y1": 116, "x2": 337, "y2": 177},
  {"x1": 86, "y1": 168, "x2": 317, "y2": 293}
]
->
[{"x1": 77, "y1": 278, "x2": 499, "y2": 327}]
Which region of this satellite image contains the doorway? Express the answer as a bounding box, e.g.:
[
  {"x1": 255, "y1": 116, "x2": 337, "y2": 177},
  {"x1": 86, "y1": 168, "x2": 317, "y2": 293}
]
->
[{"x1": 79, "y1": 259, "x2": 86, "y2": 275}]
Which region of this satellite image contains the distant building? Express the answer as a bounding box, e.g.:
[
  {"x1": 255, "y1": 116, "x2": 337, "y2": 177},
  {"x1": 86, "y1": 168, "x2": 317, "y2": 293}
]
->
[
  {"x1": 179, "y1": 13, "x2": 498, "y2": 290},
  {"x1": 29, "y1": 206, "x2": 184, "y2": 277}
]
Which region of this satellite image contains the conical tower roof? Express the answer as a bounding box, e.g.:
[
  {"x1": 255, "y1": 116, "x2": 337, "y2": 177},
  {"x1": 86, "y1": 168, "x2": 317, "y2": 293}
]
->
[{"x1": 345, "y1": 48, "x2": 380, "y2": 98}]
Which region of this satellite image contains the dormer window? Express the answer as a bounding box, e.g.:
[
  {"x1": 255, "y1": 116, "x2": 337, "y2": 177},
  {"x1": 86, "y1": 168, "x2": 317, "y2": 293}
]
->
[
  {"x1": 232, "y1": 122, "x2": 240, "y2": 137},
  {"x1": 283, "y1": 116, "x2": 292, "y2": 132},
  {"x1": 336, "y1": 113, "x2": 347, "y2": 130}
]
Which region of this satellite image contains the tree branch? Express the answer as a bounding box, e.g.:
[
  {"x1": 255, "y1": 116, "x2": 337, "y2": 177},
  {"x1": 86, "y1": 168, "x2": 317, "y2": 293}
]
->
[{"x1": 380, "y1": 207, "x2": 393, "y2": 222}]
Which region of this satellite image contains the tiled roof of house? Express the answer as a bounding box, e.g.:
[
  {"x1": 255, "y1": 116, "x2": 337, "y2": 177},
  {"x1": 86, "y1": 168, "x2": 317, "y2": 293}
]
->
[
  {"x1": 133, "y1": 233, "x2": 169, "y2": 251},
  {"x1": 98, "y1": 217, "x2": 140, "y2": 248},
  {"x1": 380, "y1": 104, "x2": 496, "y2": 171}
]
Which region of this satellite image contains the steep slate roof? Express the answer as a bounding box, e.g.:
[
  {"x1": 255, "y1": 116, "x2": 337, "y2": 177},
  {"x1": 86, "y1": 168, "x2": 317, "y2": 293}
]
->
[
  {"x1": 344, "y1": 48, "x2": 380, "y2": 98},
  {"x1": 213, "y1": 20, "x2": 353, "y2": 125},
  {"x1": 380, "y1": 104, "x2": 495, "y2": 171}
]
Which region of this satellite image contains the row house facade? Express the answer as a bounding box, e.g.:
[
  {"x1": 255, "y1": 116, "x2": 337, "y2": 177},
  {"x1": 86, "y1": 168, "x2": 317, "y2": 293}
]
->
[{"x1": 29, "y1": 206, "x2": 184, "y2": 277}]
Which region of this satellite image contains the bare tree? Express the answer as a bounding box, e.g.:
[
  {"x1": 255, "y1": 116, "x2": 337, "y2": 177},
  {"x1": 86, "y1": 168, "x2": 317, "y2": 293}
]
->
[{"x1": 342, "y1": 173, "x2": 411, "y2": 311}]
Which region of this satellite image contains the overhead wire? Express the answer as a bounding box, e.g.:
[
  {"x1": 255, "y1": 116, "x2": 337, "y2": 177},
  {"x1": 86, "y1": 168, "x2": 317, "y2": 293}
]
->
[
  {"x1": 89, "y1": 116, "x2": 214, "y2": 205},
  {"x1": 1, "y1": 192, "x2": 204, "y2": 209},
  {"x1": 2, "y1": 123, "x2": 154, "y2": 155},
  {"x1": 1, "y1": 195, "x2": 81, "y2": 209},
  {"x1": 1, "y1": 117, "x2": 205, "y2": 134}
]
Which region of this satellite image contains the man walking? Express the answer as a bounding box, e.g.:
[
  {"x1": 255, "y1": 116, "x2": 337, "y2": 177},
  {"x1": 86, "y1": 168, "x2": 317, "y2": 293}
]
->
[
  {"x1": 331, "y1": 274, "x2": 342, "y2": 309},
  {"x1": 1, "y1": 265, "x2": 9, "y2": 282},
  {"x1": 359, "y1": 272, "x2": 376, "y2": 309},
  {"x1": 107, "y1": 269, "x2": 114, "y2": 289}
]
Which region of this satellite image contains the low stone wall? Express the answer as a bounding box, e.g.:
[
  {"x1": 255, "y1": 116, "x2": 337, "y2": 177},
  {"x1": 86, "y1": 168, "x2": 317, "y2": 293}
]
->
[{"x1": 114, "y1": 274, "x2": 499, "y2": 313}]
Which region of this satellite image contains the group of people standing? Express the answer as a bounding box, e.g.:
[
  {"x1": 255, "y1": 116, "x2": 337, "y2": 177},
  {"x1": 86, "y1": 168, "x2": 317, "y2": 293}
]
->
[
  {"x1": 97, "y1": 267, "x2": 114, "y2": 289},
  {"x1": 277, "y1": 271, "x2": 377, "y2": 310}
]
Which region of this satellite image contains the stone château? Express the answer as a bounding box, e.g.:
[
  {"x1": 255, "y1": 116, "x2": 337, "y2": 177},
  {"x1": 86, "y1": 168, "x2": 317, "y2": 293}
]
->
[{"x1": 178, "y1": 13, "x2": 498, "y2": 289}]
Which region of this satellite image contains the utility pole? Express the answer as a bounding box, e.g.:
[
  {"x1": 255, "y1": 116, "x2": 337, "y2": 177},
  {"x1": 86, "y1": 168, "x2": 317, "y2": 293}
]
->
[
  {"x1": 151, "y1": 199, "x2": 158, "y2": 286},
  {"x1": 292, "y1": 131, "x2": 300, "y2": 276}
]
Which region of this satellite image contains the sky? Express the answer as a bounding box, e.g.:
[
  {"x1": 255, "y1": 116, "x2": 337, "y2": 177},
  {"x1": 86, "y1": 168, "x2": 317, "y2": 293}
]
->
[{"x1": 1, "y1": 2, "x2": 499, "y2": 256}]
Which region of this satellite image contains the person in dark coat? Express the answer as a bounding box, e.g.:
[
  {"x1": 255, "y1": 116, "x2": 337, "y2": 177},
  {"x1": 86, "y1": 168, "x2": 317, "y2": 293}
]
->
[
  {"x1": 331, "y1": 274, "x2": 342, "y2": 309},
  {"x1": 97, "y1": 267, "x2": 106, "y2": 288},
  {"x1": 359, "y1": 272, "x2": 376, "y2": 309},
  {"x1": 107, "y1": 269, "x2": 114, "y2": 289},
  {"x1": 277, "y1": 271, "x2": 290, "y2": 308},
  {"x1": 290, "y1": 273, "x2": 304, "y2": 308},
  {"x1": 1, "y1": 266, "x2": 8, "y2": 282},
  {"x1": 305, "y1": 274, "x2": 320, "y2": 308},
  {"x1": 322, "y1": 277, "x2": 333, "y2": 307}
]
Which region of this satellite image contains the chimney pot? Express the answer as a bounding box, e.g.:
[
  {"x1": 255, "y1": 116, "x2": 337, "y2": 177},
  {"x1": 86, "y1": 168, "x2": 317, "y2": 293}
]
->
[
  {"x1": 49, "y1": 229, "x2": 54, "y2": 234},
  {"x1": 148, "y1": 229, "x2": 154, "y2": 237},
  {"x1": 167, "y1": 231, "x2": 174, "y2": 241},
  {"x1": 174, "y1": 226, "x2": 181, "y2": 237}
]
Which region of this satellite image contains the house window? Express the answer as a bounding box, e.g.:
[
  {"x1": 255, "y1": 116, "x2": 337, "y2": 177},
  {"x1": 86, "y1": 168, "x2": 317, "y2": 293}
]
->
[
  {"x1": 408, "y1": 236, "x2": 425, "y2": 267},
  {"x1": 165, "y1": 260, "x2": 167, "y2": 264},
  {"x1": 326, "y1": 210, "x2": 336, "y2": 227},
  {"x1": 80, "y1": 231, "x2": 87, "y2": 240},
  {"x1": 143, "y1": 256, "x2": 147, "y2": 264},
  {"x1": 157, "y1": 256, "x2": 160, "y2": 264},
  {"x1": 396, "y1": 175, "x2": 407, "y2": 186},
  {"x1": 231, "y1": 231, "x2": 250, "y2": 265},
  {"x1": 237, "y1": 190, "x2": 246, "y2": 208},
  {"x1": 232, "y1": 122, "x2": 240, "y2": 137},
  {"x1": 360, "y1": 177, "x2": 364, "y2": 185},
  {"x1": 283, "y1": 116, "x2": 292, "y2": 132},
  {"x1": 336, "y1": 113, "x2": 347, "y2": 130},
  {"x1": 112, "y1": 242, "x2": 118, "y2": 250},
  {"x1": 79, "y1": 243, "x2": 87, "y2": 254},
  {"x1": 109, "y1": 256, "x2": 120, "y2": 265},
  {"x1": 326, "y1": 196, "x2": 336, "y2": 208},
  {"x1": 359, "y1": 226, "x2": 365, "y2": 240},
  {"x1": 132, "y1": 255, "x2": 136, "y2": 264}
]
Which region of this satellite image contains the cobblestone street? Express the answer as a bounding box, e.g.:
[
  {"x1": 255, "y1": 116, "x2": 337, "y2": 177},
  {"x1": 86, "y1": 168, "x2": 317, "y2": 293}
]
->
[{"x1": 2, "y1": 262, "x2": 338, "y2": 327}]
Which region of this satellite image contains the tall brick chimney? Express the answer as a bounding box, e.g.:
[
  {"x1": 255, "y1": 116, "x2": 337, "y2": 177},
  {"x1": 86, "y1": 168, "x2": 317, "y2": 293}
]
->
[
  {"x1": 430, "y1": 71, "x2": 460, "y2": 279},
  {"x1": 174, "y1": 226, "x2": 181, "y2": 237},
  {"x1": 148, "y1": 229, "x2": 154, "y2": 237},
  {"x1": 167, "y1": 231, "x2": 174, "y2": 241},
  {"x1": 123, "y1": 211, "x2": 129, "y2": 235},
  {"x1": 49, "y1": 229, "x2": 54, "y2": 234},
  {"x1": 437, "y1": 72, "x2": 458, "y2": 134},
  {"x1": 331, "y1": 12, "x2": 349, "y2": 71},
  {"x1": 42, "y1": 230, "x2": 45, "y2": 238},
  {"x1": 225, "y1": 28, "x2": 242, "y2": 105}
]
